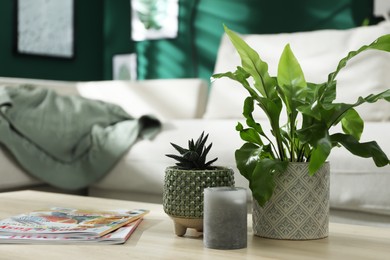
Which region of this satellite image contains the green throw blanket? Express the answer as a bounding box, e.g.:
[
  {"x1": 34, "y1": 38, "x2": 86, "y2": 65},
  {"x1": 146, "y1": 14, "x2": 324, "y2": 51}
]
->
[{"x1": 0, "y1": 85, "x2": 161, "y2": 190}]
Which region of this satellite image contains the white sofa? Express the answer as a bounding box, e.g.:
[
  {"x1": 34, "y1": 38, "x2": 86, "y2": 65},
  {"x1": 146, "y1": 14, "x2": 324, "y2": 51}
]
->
[
  {"x1": 1, "y1": 22, "x2": 390, "y2": 227},
  {"x1": 0, "y1": 77, "x2": 211, "y2": 201}
]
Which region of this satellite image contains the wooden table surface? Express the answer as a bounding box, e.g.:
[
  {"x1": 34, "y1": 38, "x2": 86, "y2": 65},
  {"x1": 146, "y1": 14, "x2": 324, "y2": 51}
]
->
[{"x1": 0, "y1": 190, "x2": 389, "y2": 260}]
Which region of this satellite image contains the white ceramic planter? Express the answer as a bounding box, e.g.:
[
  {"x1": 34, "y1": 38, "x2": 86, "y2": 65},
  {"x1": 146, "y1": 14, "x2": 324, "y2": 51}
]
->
[{"x1": 252, "y1": 162, "x2": 330, "y2": 240}]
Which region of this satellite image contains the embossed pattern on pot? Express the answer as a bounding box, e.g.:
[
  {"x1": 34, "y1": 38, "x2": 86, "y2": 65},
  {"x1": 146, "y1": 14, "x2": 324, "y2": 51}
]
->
[
  {"x1": 163, "y1": 166, "x2": 235, "y2": 218},
  {"x1": 252, "y1": 162, "x2": 330, "y2": 240}
]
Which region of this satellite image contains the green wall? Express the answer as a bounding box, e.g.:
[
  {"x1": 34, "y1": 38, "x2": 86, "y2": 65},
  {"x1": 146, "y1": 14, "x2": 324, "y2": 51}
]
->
[
  {"x1": 0, "y1": 0, "x2": 105, "y2": 81},
  {"x1": 0, "y1": 0, "x2": 380, "y2": 82},
  {"x1": 136, "y1": 0, "x2": 379, "y2": 81},
  {"x1": 103, "y1": 0, "x2": 134, "y2": 80}
]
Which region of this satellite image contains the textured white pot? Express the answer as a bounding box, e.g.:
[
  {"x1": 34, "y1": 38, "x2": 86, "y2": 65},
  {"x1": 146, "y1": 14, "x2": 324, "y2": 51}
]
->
[{"x1": 252, "y1": 162, "x2": 330, "y2": 240}]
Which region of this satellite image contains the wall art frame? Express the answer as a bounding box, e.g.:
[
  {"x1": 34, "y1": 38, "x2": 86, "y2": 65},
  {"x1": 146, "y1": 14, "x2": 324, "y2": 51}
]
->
[{"x1": 14, "y1": 0, "x2": 75, "y2": 59}]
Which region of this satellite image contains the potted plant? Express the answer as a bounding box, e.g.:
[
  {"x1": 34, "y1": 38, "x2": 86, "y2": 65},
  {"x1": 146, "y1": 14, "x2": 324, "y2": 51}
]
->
[
  {"x1": 213, "y1": 25, "x2": 390, "y2": 240},
  {"x1": 163, "y1": 131, "x2": 235, "y2": 236}
]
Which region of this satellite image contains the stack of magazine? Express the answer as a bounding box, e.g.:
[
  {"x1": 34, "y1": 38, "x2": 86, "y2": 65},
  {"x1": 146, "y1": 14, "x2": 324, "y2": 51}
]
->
[{"x1": 0, "y1": 207, "x2": 149, "y2": 244}]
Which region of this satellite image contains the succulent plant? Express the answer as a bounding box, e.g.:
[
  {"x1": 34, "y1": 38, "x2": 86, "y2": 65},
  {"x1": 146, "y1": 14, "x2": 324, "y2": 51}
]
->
[{"x1": 166, "y1": 131, "x2": 218, "y2": 170}]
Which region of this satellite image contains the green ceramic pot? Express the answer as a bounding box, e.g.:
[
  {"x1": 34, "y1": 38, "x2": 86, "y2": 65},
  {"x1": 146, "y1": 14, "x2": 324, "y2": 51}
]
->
[{"x1": 163, "y1": 166, "x2": 235, "y2": 236}]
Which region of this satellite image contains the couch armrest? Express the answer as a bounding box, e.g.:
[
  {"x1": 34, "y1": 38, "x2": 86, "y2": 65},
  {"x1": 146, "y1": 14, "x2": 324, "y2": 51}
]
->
[{"x1": 77, "y1": 79, "x2": 208, "y2": 120}]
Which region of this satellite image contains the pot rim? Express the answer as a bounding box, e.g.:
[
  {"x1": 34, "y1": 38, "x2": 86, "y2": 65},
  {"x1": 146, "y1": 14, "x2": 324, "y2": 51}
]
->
[
  {"x1": 165, "y1": 166, "x2": 233, "y2": 172},
  {"x1": 284, "y1": 161, "x2": 330, "y2": 165}
]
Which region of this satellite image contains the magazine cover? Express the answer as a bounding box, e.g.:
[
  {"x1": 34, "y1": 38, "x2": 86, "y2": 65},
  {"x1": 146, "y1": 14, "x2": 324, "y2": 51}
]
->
[
  {"x1": 0, "y1": 218, "x2": 143, "y2": 244},
  {"x1": 0, "y1": 207, "x2": 149, "y2": 237}
]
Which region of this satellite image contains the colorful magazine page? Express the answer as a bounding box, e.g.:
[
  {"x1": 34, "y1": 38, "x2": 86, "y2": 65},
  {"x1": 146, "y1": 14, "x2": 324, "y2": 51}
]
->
[
  {"x1": 0, "y1": 218, "x2": 143, "y2": 244},
  {"x1": 0, "y1": 207, "x2": 149, "y2": 237}
]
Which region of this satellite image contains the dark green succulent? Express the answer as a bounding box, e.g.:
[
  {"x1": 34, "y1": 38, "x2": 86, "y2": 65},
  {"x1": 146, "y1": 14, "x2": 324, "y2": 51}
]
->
[{"x1": 166, "y1": 132, "x2": 218, "y2": 170}]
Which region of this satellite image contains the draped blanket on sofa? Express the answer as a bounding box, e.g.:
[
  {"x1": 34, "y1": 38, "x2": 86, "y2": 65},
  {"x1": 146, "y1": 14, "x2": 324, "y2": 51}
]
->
[{"x1": 0, "y1": 85, "x2": 161, "y2": 190}]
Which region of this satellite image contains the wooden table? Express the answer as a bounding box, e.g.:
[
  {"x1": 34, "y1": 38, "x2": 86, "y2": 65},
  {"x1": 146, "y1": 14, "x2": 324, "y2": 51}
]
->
[{"x1": 0, "y1": 190, "x2": 389, "y2": 260}]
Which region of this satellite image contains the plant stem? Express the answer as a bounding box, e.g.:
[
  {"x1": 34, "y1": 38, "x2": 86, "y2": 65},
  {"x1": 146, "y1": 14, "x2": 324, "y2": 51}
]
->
[
  {"x1": 290, "y1": 114, "x2": 294, "y2": 162},
  {"x1": 274, "y1": 126, "x2": 285, "y2": 161}
]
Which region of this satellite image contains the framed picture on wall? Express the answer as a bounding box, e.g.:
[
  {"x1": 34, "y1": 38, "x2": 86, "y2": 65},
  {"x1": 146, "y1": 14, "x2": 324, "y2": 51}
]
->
[
  {"x1": 113, "y1": 53, "x2": 137, "y2": 80},
  {"x1": 14, "y1": 0, "x2": 75, "y2": 59},
  {"x1": 131, "y1": 0, "x2": 179, "y2": 41}
]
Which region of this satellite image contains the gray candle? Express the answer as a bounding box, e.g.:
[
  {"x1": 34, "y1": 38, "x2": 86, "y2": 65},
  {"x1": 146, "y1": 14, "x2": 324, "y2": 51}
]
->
[{"x1": 203, "y1": 187, "x2": 247, "y2": 250}]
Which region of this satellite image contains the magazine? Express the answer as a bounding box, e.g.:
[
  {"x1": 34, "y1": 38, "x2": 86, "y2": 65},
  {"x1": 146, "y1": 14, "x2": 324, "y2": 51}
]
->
[
  {"x1": 0, "y1": 207, "x2": 149, "y2": 238},
  {"x1": 0, "y1": 218, "x2": 143, "y2": 244}
]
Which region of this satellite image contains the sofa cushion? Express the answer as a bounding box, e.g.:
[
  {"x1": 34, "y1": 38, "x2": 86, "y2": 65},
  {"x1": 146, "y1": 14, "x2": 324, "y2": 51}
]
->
[
  {"x1": 205, "y1": 21, "x2": 390, "y2": 121},
  {"x1": 329, "y1": 122, "x2": 390, "y2": 216},
  {"x1": 89, "y1": 119, "x2": 249, "y2": 199},
  {"x1": 77, "y1": 79, "x2": 208, "y2": 121},
  {"x1": 90, "y1": 119, "x2": 390, "y2": 217}
]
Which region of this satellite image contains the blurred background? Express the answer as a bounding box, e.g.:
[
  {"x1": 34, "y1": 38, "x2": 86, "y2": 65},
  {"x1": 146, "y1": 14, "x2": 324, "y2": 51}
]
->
[{"x1": 0, "y1": 0, "x2": 383, "y2": 82}]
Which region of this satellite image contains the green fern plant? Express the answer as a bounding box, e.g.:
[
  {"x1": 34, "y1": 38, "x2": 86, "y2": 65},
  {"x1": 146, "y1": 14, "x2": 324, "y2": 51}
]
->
[
  {"x1": 213, "y1": 25, "x2": 390, "y2": 206},
  {"x1": 166, "y1": 132, "x2": 218, "y2": 170}
]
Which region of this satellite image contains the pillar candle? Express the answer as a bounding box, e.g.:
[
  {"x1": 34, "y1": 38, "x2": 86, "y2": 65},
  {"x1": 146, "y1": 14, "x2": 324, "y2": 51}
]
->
[{"x1": 203, "y1": 187, "x2": 247, "y2": 250}]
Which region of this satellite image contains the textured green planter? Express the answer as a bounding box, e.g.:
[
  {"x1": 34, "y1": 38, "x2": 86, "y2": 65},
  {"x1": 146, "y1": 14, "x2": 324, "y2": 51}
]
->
[
  {"x1": 163, "y1": 166, "x2": 235, "y2": 236},
  {"x1": 252, "y1": 162, "x2": 330, "y2": 240}
]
